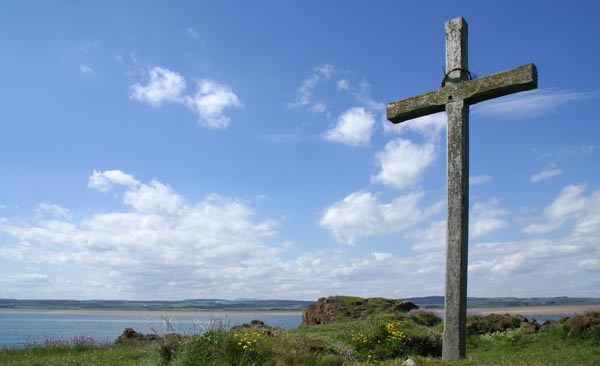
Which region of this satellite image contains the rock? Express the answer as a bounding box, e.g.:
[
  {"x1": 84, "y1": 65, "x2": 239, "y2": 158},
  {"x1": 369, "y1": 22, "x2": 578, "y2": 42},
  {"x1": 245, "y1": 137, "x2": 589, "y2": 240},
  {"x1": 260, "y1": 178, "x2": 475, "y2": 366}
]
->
[
  {"x1": 230, "y1": 319, "x2": 278, "y2": 336},
  {"x1": 302, "y1": 296, "x2": 419, "y2": 326},
  {"x1": 402, "y1": 358, "x2": 417, "y2": 366},
  {"x1": 563, "y1": 315, "x2": 600, "y2": 332},
  {"x1": 408, "y1": 308, "x2": 442, "y2": 326},
  {"x1": 466, "y1": 313, "x2": 539, "y2": 335},
  {"x1": 115, "y1": 327, "x2": 160, "y2": 344}
]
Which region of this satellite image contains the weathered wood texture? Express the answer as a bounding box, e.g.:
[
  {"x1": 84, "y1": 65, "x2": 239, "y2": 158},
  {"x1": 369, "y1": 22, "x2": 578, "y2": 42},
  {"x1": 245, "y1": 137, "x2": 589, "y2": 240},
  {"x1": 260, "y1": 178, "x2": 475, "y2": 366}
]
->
[
  {"x1": 442, "y1": 17, "x2": 469, "y2": 360},
  {"x1": 386, "y1": 63, "x2": 537, "y2": 124},
  {"x1": 384, "y1": 16, "x2": 538, "y2": 360}
]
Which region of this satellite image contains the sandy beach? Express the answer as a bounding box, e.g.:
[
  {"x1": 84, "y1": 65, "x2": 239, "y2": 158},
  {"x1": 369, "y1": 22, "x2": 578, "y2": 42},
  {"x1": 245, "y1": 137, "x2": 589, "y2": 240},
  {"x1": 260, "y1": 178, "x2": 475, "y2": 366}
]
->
[{"x1": 465, "y1": 304, "x2": 598, "y2": 316}]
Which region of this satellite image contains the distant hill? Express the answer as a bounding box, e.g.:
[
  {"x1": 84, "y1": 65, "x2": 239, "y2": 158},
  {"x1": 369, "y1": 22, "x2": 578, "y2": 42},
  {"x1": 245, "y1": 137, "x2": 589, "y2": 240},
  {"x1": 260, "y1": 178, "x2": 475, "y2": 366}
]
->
[
  {"x1": 0, "y1": 296, "x2": 598, "y2": 312},
  {"x1": 0, "y1": 298, "x2": 313, "y2": 311}
]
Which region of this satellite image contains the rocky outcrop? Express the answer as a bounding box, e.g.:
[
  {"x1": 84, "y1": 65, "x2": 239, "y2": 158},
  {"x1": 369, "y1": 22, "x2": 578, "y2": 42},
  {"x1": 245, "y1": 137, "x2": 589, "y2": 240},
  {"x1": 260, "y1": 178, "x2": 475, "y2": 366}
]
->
[
  {"x1": 563, "y1": 315, "x2": 600, "y2": 332},
  {"x1": 302, "y1": 296, "x2": 419, "y2": 325},
  {"x1": 466, "y1": 314, "x2": 540, "y2": 335},
  {"x1": 115, "y1": 327, "x2": 161, "y2": 344},
  {"x1": 230, "y1": 319, "x2": 278, "y2": 336}
]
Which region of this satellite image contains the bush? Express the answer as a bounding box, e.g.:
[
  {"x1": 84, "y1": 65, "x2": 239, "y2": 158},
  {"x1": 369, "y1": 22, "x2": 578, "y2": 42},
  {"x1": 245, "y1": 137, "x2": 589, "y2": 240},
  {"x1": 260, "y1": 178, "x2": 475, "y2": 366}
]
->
[
  {"x1": 344, "y1": 318, "x2": 441, "y2": 361},
  {"x1": 407, "y1": 308, "x2": 442, "y2": 327}
]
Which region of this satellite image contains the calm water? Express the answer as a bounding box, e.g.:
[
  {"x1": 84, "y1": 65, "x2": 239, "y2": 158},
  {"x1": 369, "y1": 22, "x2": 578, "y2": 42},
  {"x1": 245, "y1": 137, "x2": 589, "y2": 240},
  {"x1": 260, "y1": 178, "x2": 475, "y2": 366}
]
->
[
  {"x1": 0, "y1": 310, "x2": 302, "y2": 349},
  {"x1": 0, "y1": 309, "x2": 575, "y2": 349}
]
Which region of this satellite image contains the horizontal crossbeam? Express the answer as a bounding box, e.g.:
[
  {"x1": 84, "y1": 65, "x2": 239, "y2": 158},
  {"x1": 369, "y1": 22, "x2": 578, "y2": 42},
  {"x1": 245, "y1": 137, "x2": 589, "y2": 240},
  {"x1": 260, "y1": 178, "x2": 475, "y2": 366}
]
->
[{"x1": 387, "y1": 63, "x2": 537, "y2": 124}]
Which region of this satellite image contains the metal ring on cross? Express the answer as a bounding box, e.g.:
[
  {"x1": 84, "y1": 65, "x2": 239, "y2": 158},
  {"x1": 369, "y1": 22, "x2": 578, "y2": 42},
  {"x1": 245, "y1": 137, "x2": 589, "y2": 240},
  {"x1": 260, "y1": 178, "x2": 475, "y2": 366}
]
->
[{"x1": 441, "y1": 68, "x2": 476, "y2": 87}]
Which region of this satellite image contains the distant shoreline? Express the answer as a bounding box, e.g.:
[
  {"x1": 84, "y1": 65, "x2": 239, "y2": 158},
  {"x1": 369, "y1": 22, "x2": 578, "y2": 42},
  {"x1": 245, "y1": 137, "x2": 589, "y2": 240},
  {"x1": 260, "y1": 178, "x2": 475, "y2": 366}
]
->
[
  {"x1": 0, "y1": 308, "x2": 304, "y2": 316},
  {"x1": 465, "y1": 304, "x2": 598, "y2": 315},
  {"x1": 1, "y1": 303, "x2": 597, "y2": 317},
  {"x1": 430, "y1": 304, "x2": 599, "y2": 316}
]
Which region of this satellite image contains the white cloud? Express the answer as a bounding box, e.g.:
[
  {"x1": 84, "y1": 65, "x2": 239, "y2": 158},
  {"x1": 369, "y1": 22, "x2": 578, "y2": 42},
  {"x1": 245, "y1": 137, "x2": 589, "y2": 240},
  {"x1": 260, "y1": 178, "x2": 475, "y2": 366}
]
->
[
  {"x1": 324, "y1": 107, "x2": 375, "y2": 146},
  {"x1": 470, "y1": 175, "x2": 492, "y2": 186},
  {"x1": 544, "y1": 184, "x2": 587, "y2": 221},
  {"x1": 578, "y1": 258, "x2": 600, "y2": 272},
  {"x1": 531, "y1": 167, "x2": 562, "y2": 183},
  {"x1": 36, "y1": 202, "x2": 73, "y2": 221},
  {"x1": 524, "y1": 183, "x2": 588, "y2": 234},
  {"x1": 475, "y1": 89, "x2": 599, "y2": 119},
  {"x1": 355, "y1": 81, "x2": 384, "y2": 111},
  {"x1": 409, "y1": 220, "x2": 446, "y2": 251},
  {"x1": 185, "y1": 79, "x2": 241, "y2": 129},
  {"x1": 310, "y1": 102, "x2": 327, "y2": 113},
  {"x1": 88, "y1": 170, "x2": 139, "y2": 192},
  {"x1": 383, "y1": 113, "x2": 445, "y2": 139},
  {"x1": 337, "y1": 79, "x2": 349, "y2": 91},
  {"x1": 0, "y1": 273, "x2": 49, "y2": 286},
  {"x1": 288, "y1": 64, "x2": 333, "y2": 108},
  {"x1": 130, "y1": 67, "x2": 186, "y2": 106},
  {"x1": 371, "y1": 138, "x2": 436, "y2": 189},
  {"x1": 470, "y1": 198, "x2": 509, "y2": 238},
  {"x1": 130, "y1": 67, "x2": 241, "y2": 129},
  {"x1": 79, "y1": 65, "x2": 93, "y2": 74},
  {"x1": 319, "y1": 190, "x2": 440, "y2": 245},
  {"x1": 0, "y1": 171, "x2": 283, "y2": 299}
]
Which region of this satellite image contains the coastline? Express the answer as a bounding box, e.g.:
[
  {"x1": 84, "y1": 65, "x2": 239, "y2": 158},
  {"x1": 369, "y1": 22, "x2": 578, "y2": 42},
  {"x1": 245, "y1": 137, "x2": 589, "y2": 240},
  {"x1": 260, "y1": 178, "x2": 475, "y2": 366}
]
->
[
  {"x1": 0, "y1": 308, "x2": 303, "y2": 317},
  {"x1": 426, "y1": 304, "x2": 599, "y2": 316},
  {"x1": 1, "y1": 303, "x2": 598, "y2": 317},
  {"x1": 465, "y1": 304, "x2": 597, "y2": 316}
]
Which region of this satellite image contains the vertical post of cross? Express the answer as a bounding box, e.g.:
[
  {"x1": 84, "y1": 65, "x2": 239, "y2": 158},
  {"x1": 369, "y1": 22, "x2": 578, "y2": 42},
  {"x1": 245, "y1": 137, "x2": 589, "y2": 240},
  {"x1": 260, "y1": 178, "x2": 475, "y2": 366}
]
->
[{"x1": 442, "y1": 17, "x2": 469, "y2": 359}]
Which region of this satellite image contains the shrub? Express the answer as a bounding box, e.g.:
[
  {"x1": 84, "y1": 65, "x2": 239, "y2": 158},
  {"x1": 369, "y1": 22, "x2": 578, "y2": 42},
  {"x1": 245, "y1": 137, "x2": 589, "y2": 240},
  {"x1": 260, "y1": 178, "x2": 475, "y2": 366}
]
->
[
  {"x1": 345, "y1": 318, "x2": 441, "y2": 361},
  {"x1": 407, "y1": 308, "x2": 442, "y2": 327}
]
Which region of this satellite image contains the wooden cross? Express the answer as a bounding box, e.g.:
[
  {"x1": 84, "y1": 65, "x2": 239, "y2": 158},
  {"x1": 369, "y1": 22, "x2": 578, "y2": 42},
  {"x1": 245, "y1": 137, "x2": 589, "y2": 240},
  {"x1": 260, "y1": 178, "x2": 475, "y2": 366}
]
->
[{"x1": 386, "y1": 17, "x2": 537, "y2": 359}]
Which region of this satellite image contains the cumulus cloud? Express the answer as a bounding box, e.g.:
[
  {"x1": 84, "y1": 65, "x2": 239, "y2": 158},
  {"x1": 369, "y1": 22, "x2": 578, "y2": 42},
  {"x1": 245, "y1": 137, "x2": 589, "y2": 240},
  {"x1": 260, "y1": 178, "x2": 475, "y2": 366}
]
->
[
  {"x1": 0, "y1": 171, "x2": 284, "y2": 299},
  {"x1": 130, "y1": 67, "x2": 186, "y2": 106},
  {"x1": 371, "y1": 138, "x2": 436, "y2": 190},
  {"x1": 2, "y1": 171, "x2": 599, "y2": 299},
  {"x1": 470, "y1": 198, "x2": 509, "y2": 238},
  {"x1": 324, "y1": 107, "x2": 375, "y2": 146},
  {"x1": 185, "y1": 80, "x2": 242, "y2": 129},
  {"x1": 319, "y1": 190, "x2": 441, "y2": 245},
  {"x1": 0, "y1": 171, "x2": 448, "y2": 299},
  {"x1": 131, "y1": 67, "x2": 241, "y2": 129},
  {"x1": 524, "y1": 183, "x2": 588, "y2": 234},
  {"x1": 88, "y1": 169, "x2": 139, "y2": 192},
  {"x1": 531, "y1": 167, "x2": 563, "y2": 183}
]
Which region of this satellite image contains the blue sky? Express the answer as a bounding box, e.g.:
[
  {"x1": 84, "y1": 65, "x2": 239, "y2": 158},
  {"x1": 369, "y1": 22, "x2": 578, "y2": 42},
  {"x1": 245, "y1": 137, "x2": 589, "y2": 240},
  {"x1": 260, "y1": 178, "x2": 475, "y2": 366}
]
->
[{"x1": 0, "y1": 1, "x2": 599, "y2": 300}]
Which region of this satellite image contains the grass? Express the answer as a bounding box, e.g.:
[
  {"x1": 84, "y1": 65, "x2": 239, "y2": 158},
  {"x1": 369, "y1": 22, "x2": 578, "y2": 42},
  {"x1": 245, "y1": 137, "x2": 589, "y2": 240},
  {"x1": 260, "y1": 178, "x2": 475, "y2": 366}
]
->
[
  {"x1": 1, "y1": 310, "x2": 599, "y2": 366},
  {"x1": 0, "y1": 343, "x2": 159, "y2": 366}
]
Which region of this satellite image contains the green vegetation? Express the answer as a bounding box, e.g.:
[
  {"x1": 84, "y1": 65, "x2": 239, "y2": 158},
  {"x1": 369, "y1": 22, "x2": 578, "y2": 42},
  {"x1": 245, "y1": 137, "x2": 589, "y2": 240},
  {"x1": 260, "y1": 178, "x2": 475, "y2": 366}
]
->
[
  {"x1": 1, "y1": 308, "x2": 599, "y2": 365},
  {"x1": 0, "y1": 343, "x2": 158, "y2": 366}
]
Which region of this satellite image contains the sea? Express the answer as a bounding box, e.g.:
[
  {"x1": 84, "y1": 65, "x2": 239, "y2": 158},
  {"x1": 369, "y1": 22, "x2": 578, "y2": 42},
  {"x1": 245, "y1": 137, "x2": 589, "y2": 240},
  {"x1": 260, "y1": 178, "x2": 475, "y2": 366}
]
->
[
  {"x1": 0, "y1": 310, "x2": 302, "y2": 349},
  {"x1": 0, "y1": 308, "x2": 575, "y2": 349}
]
